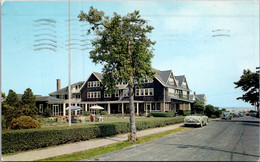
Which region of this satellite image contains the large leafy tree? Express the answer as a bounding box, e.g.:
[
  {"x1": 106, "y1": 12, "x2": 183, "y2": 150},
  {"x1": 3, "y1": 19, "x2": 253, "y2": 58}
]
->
[
  {"x1": 234, "y1": 69, "x2": 259, "y2": 110},
  {"x1": 78, "y1": 7, "x2": 155, "y2": 141}
]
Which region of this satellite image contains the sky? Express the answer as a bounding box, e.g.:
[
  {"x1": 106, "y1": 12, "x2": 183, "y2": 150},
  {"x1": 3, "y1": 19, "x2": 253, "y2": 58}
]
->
[{"x1": 1, "y1": 0, "x2": 259, "y2": 108}]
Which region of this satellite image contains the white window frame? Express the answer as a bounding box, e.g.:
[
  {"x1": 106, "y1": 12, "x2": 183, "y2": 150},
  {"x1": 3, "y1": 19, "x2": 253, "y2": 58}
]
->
[
  {"x1": 104, "y1": 93, "x2": 112, "y2": 98},
  {"x1": 115, "y1": 90, "x2": 120, "y2": 97},
  {"x1": 39, "y1": 104, "x2": 43, "y2": 113}
]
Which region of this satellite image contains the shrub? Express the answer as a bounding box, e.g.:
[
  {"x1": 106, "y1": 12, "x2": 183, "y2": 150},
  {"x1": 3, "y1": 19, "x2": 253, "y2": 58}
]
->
[
  {"x1": 84, "y1": 111, "x2": 91, "y2": 116},
  {"x1": 100, "y1": 111, "x2": 108, "y2": 115},
  {"x1": 183, "y1": 110, "x2": 191, "y2": 116},
  {"x1": 147, "y1": 113, "x2": 153, "y2": 117},
  {"x1": 43, "y1": 108, "x2": 52, "y2": 117},
  {"x1": 2, "y1": 116, "x2": 184, "y2": 154},
  {"x1": 2, "y1": 117, "x2": 7, "y2": 130},
  {"x1": 150, "y1": 111, "x2": 174, "y2": 117},
  {"x1": 210, "y1": 115, "x2": 216, "y2": 118},
  {"x1": 10, "y1": 116, "x2": 41, "y2": 130}
]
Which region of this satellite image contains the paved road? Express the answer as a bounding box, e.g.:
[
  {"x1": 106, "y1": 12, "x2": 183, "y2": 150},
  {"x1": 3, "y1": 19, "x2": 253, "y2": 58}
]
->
[{"x1": 86, "y1": 116, "x2": 260, "y2": 161}]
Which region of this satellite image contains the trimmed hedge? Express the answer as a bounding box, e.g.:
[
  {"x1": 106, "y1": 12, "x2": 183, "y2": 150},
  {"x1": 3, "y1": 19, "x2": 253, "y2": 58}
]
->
[
  {"x1": 149, "y1": 111, "x2": 175, "y2": 117},
  {"x1": 2, "y1": 116, "x2": 184, "y2": 154}
]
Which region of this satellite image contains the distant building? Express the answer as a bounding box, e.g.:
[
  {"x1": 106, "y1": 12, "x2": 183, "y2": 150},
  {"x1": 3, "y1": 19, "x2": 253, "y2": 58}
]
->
[{"x1": 189, "y1": 92, "x2": 207, "y2": 105}]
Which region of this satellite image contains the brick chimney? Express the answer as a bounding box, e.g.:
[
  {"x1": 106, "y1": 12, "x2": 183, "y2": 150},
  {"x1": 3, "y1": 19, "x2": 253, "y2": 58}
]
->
[{"x1": 57, "y1": 79, "x2": 61, "y2": 91}]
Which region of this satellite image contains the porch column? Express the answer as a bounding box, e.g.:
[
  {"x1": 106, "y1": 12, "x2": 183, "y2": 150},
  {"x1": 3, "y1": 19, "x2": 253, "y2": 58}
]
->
[
  {"x1": 108, "y1": 103, "x2": 111, "y2": 114},
  {"x1": 161, "y1": 102, "x2": 165, "y2": 112},
  {"x1": 122, "y1": 103, "x2": 124, "y2": 114},
  {"x1": 188, "y1": 103, "x2": 191, "y2": 110},
  {"x1": 63, "y1": 103, "x2": 66, "y2": 116},
  {"x1": 74, "y1": 103, "x2": 77, "y2": 116},
  {"x1": 85, "y1": 103, "x2": 88, "y2": 112},
  {"x1": 136, "y1": 102, "x2": 139, "y2": 115},
  {"x1": 54, "y1": 105, "x2": 56, "y2": 116},
  {"x1": 145, "y1": 103, "x2": 148, "y2": 116}
]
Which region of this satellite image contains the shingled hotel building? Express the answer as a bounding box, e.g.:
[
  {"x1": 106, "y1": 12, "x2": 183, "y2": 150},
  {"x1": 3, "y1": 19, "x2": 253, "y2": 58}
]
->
[{"x1": 36, "y1": 69, "x2": 201, "y2": 116}]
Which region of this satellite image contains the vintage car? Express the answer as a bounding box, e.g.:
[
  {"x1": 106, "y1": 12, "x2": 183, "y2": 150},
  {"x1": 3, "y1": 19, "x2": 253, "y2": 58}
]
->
[{"x1": 184, "y1": 114, "x2": 209, "y2": 127}]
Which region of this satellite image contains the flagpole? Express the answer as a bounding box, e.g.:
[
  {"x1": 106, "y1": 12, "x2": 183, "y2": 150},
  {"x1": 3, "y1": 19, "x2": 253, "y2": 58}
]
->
[{"x1": 68, "y1": 0, "x2": 72, "y2": 126}]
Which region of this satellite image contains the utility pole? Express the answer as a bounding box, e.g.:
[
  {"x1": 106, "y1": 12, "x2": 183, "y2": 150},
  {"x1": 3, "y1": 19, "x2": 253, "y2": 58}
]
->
[{"x1": 68, "y1": 0, "x2": 71, "y2": 126}]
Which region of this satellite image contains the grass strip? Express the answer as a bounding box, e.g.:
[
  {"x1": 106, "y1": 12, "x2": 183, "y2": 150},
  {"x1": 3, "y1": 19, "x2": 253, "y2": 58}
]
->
[{"x1": 40, "y1": 127, "x2": 191, "y2": 161}]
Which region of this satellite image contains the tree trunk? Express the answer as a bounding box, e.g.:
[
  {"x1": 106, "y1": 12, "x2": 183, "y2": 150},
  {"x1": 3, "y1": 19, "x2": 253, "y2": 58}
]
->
[{"x1": 128, "y1": 83, "x2": 137, "y2": 142}]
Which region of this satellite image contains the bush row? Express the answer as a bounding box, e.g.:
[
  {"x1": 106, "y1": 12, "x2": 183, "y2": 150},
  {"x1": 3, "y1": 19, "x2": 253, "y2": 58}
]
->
[
  {"x1": 149, "y1": 111, "x2": 175, "y2": 117},
  {"x1": 2, "y1": 116, "x2": 184, "y2": 154}
]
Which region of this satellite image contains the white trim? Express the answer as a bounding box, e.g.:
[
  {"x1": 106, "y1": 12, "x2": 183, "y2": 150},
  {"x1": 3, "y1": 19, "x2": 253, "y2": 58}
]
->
[{"x1": 79, "y1": 72, "x2": 102, "y2": 92}]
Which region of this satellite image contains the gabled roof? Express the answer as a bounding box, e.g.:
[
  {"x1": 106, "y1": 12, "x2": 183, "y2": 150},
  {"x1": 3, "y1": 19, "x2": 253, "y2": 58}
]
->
[
  {"x1": 154, "y1": 70, "x2": 172, "y2": 86},
  {"x1": 49, "y1": 81, "x2": 84, "y2": 96},
  {"x1": 79, "y1": 72, "x2": 103, "y2": 92},
  {"x1": 93, "y1": 72, "x2": 104, "y2": 81},
  {"x1": 190, "y1": 94, "x2": 206, "y2": 102},
  {"x1": 175, "y1": 75, "x2": 185, "y2": 87},
  {"x1": 196, "y1": 94, "x2": 206, "y2": 101},
  {"x1": 175, "y1": 75, "x2": 189, "y2": 90}
]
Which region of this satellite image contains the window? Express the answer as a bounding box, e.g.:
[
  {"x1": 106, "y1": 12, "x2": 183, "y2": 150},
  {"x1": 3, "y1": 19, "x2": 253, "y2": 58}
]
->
[
  {"x1": 135, "y1": 87, "x2": 140, "y2": 96},
  {"x1": 149, "y1": 88, "x2": 154, "y2": 96},
  {"x1": 135, "y1": 88, "x2": 154, "y2": 96},
  {"x1": 97, "y1": 92, "x2": 101, "y2": 98},
  {"x1": 145, "y1": 89, "x2": 149, "y2": 96},
  {"x1": 104, "y1": 93, "x2": 112, "y2": 98},
  {"x1": 88, "y1": 81, "x2": 100, "y2": 88},
  {"x1": 115, "y1": 90, "x2": 120, "y2": 97},
  {"x1": 156, "y1": 103, "x2": 161, "y2": 110},
  {"x1": 123, "y1": 89, "x2": 129, "y2": 97},
  {"x1": 39, "y1": 104, "x2": 43, "y2": 113},
  {"x1": 87, "y1": 91, "x2": 101, "y2": 98}
]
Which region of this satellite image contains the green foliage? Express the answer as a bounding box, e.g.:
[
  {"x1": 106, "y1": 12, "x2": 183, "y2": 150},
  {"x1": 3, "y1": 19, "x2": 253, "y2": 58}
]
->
[
  {"x1": 84, "y1": 111, "x2": 91, "y2": 116},
  {"x1": 234, "y1": 69, "x2": 259, "y2": 108},
  {"x1": 192, "y1": 101, "x2": 205, "y2": 113},
  {"x1": 78, "y1": 7, "x2": 156, "y2": 91},
  {"x1": 21, "y1": 88, "x2": 37, "y2": 119},
  {"x1": 210, "y1": 115, "x2": 216, "y2": 118},
  {"x1": 205, "y1": 104, "x2": 215, "y2": 117},
  {"x1": 100, "y1": 111, "x2": 108, "y2": 115},
  {"x1": 149, "y1": 111, "x2": 175, "y2": 117},
  {"x1": 5, "y1": 89, "x2": 19, "y2": 107},
  {"x1": 178, "y1": 110, "x2": 191, "y2": 116},
  {"x1": 43, "y1": 108, "x2": 52, "y2": 117},
  {"x1": 2, "y1": 117, "x2": 184, "y2": 154},
  {"x1": 10, "y1": 116, "x2": 41, "y2": 130},
  {"x1": 2, "y1": 116, "x2": 7, "y2": 130},
  {"x1": 78, "y1": 7, "x2": 156, "y2": 141}
]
